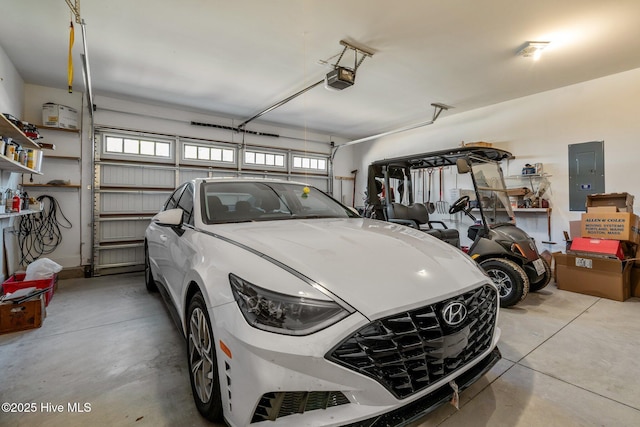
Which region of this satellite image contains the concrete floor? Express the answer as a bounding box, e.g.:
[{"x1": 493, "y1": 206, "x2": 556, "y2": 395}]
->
[{"x1": 1, "y1": 273, "x2": 639, "y2": 427}]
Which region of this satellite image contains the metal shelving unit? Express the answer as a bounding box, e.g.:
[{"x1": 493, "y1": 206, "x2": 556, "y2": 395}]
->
[{"x1": 0, "y1": 115, "x2": 43, "y2": 174}]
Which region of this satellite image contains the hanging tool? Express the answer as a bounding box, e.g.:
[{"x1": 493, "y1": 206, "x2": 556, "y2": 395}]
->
[
  {"x1": 351, "y1": 169, "x2": 358, "y2": 207},
  {"x1": 426, "y1": 169, "x2": 435, "y2": 213},
  {"x1": 436, "y1": 167, "x2": 449, "y2": 214}
]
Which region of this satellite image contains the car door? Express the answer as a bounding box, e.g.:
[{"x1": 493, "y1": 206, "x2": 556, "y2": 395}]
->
[
  {"x1": 163, "y1": 182, "x2": 197, "y2": 310},
  {"x1": 148, "y1": 184, "x2": 186, "y2": 288}
]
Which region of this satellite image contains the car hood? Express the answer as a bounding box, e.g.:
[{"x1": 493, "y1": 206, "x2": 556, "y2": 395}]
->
[{"x1": 208, "y1": 218, "x2": 488, "y2": 320}]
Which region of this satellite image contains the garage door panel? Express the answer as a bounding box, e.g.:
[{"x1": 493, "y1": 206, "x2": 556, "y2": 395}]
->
[
  {"x1": 99, "y1": 219, "x2": 150, "y2": 242},
  {"x1": 97, "y1": 246, "x2": 144, "y2": 268},
  {"x1": 143, "y1": 168, "x2": 175, "y2": 187},
  {"x1": 100, "y1": 192, "x2": 170, "y2": 214},
  {"x1": 293, "y1": 176, "x2": 329, "y2": 192},
  {"x1": 179, "y1": 169, "x2": 209, "y2": 184},
  {"x1": 101, "y1": 164, "x2": 174, "y2": 188},
  {"x1": 101, "y1": 165, "x2": 143, "y2": 186}
]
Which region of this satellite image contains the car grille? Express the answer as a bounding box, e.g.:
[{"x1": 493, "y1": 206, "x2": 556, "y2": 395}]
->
[
  {"x1": 251, "y1": 391, "x2": 350, "y2": 423},
  {"x1": 326, "y1": 284, "x2": 498, "y2": 399}
]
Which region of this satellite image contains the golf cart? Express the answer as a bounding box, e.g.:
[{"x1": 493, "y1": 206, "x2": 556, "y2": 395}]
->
[{"x1": 366, "y1": 146, "x2": 551, "y2": 307}]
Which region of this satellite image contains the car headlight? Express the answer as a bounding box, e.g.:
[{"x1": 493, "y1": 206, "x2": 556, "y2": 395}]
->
[{"x1": 229, "y1": 273, "x2": 350, "y2": 336}]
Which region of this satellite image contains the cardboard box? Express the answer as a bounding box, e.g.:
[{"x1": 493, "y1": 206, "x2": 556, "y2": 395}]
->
[
  {"x1": 586, "y1": 192, "x2": 634, "y2": 213},
  {"x1": 569, "y1": 220, "x2": 582, "y2": 239},
  {"x1": 587, "y1": 206, "x2": 618, "y2": 213},
  {"x1": 507, "y1": 187, "x2": 529, "y2": 197},
  {"x1": 581, "y1": 212, "x2": 640, "y2": 244},
  {"x1": 42, "y1": 103, "x2": 79, "y2": 129},
  {"x1": 0, "y1": 294, "x2": 45, "y2": 334},
  {"x1": 632, "y1": 267, "x2": 640, "y2": 297},
  {"x1": 554, "y1": 253, "x2": 631, "y2": 301}
]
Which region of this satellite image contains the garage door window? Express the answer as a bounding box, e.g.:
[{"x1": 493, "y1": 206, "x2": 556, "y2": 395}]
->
[
  {"x1": 183, "y1": 143, "x2": 235, "y2": 163},
  {"x1": 292, "y1": 155, "x2": 327, "y2": 172},
  {"x1": 105, "y1": 136, "x2": 171, "y2": 158},
  {"x1": 244, "y1": 150, "x2": 286, "y2": 169}
]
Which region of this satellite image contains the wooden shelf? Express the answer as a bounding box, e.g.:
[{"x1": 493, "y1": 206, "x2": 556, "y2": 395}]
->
[
  {"x1": 513, "y1": 207, "x2": 551, "y2": 213},
  {"x1": 37, "y1": 125, "x2": 80, "y2": 133},
  {"x1": 43, "y1": 155, "x2": 81, "y2": 160},
  {"x1": 506, "y1": 174, "x2": 551, "y2": 179},
  {"x1": 22, "y1": 184, "x2": 81, "y2": 189},
  {"x1": 0, "y1": 209, "x2": 40, "y2": 219},
  {"x1": 0, "y1": 115, "x2": 41, "y2": 149},
  {"x1": 472, "y1": 207, "x2": 550, "y2": 212},
  {"x1": 0, "y1": 154, "x2": 42, "y2": 174}
]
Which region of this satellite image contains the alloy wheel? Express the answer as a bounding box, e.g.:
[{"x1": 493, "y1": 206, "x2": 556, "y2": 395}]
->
[
  {"x1": 487, "y1": 269, "x2": 513, "y2": 298},
  {"x1": 189, "y1": 307, "x2": 214, "y2": 403}
]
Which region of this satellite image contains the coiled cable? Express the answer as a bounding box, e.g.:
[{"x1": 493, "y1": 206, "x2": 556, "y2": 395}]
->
[{"x1": 17, "y1": 195, "x2": 72, "y2": 265}]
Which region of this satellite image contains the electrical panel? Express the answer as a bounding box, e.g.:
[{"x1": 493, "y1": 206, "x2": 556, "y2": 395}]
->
[{"x1": 568, "y1": 141, "x2": 604, "y2": 211}]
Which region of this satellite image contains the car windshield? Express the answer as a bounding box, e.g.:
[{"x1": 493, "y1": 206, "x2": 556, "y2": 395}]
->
[
  {"x1": 201, "y1": 181, "x2": 359, "y2": 224},
  {"x1": 471, "y1": 160, "x2": 515, "y2": 225}
]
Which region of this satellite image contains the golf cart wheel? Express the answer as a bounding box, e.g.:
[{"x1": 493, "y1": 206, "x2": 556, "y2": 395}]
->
[
  {"x1": 481, "y1": 258, "x2": 530, "y2": 308},
  {"x1": 144, "y1": 242, "x2": 158, "y2": 292},
  {"x1": 187, "y1": 292, "x2": 223, "y2": 422},
  {"x1": 529, "y1": 257, "x2": 552, "y2": 292}
]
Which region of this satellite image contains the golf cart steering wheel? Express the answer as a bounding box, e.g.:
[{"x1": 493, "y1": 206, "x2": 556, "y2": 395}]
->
[{"x1": 449, "y1": 195, "x2": 470, "y2": 215}]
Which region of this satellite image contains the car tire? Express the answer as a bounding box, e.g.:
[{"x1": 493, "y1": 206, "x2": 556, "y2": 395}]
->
[
  {"x1": 529, "y1": 257, "x2": 552, "y2": 292},
  {"x1": 144, "y1": 242, "x2": 158, "y2": 292},
  {"x1": 481, "y1": 258, "x2": 529, "y2": 308},
  {"x1": 187, "y1": 292, "x2": 223, "y2": 422}
]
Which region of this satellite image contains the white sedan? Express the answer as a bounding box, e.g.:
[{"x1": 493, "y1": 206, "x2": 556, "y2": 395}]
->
[{"x1": 145, "y1": 178, "x2": 501, "y2": 427}]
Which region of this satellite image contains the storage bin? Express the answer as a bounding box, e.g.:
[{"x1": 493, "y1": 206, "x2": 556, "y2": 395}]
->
[{"x1": 2, "y1": 273, "x2": 55, "y2": 306}]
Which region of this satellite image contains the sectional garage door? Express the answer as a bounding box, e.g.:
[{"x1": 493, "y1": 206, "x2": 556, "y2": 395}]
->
[{"x1": 92, "y1": 129, "x2": 330, "y2": 275}]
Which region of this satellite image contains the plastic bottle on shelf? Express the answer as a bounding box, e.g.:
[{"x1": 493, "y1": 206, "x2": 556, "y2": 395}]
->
[
  {"x1": 27, "y1": 150, "x2": 35, "y2": 169},
  {"x1": 12, "y1": 190, "x2": 21, "y2": 213}
]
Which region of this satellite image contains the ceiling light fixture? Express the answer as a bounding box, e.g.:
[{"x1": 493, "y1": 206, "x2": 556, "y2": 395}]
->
[{"x1": 517, "y1": 41, "x2": 550, "y2": 60}]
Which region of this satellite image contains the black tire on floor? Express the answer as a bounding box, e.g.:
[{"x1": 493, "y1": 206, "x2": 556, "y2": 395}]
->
[
  {"x1": 481, "y1": 258, "x2": 529, "y2": 308},
  {"x1": 529, "y1": 257, "x2": 552, "y2": 292},
  {"x1": 144, "y1": 242, "x2": 158, "y2": 292},
  {"x1": 187, "y1": 292, "x2": 223, "y2": 422}
]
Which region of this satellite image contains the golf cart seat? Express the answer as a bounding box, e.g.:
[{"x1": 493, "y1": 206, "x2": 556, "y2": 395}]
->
[{"x1": 385, "y1": 202, "x2": 460, "y2": 247}]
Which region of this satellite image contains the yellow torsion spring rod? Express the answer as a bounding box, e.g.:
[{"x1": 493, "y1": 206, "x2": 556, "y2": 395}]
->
[{"x1": 68, "y1": 20, "x2": 74, "y2": 93}]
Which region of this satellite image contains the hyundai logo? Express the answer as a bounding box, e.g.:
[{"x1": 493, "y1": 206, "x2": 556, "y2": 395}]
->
[{"x1": 442, "y1": 301, "x2": 467, "y2": 326}]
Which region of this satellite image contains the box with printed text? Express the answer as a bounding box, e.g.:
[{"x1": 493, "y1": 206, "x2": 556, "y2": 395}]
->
[
  {"x1": 42, "y1": 103, "x2": 78, "y2": 129},
  {"x1": 581, "y1": 212, "x2": 640, "y2": 244}
]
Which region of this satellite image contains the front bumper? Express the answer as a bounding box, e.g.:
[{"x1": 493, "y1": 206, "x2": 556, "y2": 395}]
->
[
  {"x1": 211, "y1": 287, "x2": 501, "y2": 427},
  {"x1": 343, "y1": 347, "x2": 501, "y2": 427}
]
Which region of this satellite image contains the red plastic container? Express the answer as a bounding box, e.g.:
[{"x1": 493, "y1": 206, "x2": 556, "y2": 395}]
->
[
  {"x1": 2, "y1": 273, "x2": 55, "y2": 306},
  {"x1": 569, "y1": 237, "x2": 625, "y2": 260}
]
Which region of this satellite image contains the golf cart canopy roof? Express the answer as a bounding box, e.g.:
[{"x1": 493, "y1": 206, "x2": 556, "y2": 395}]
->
[{"x1": 370, "y1": 146, "x2": 513, "y2": 170}]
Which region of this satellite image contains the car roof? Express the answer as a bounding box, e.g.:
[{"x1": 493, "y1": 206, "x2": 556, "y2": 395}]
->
[{"x1": 194, "y1": 177, "x2": 311, "y2": 186}]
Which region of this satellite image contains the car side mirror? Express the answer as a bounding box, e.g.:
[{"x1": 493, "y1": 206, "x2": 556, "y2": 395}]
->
[
  {"x1": 456, "y1": 158, "x2": 471, "y2": 174},
  {"x1": 152, "y1": 208, "x2": 183, "y2": 227}
]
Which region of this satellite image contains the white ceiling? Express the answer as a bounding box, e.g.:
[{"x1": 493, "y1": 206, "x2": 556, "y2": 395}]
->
[{"x1": 2, "y1": 0, "x2": 640, "y2": 139}]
